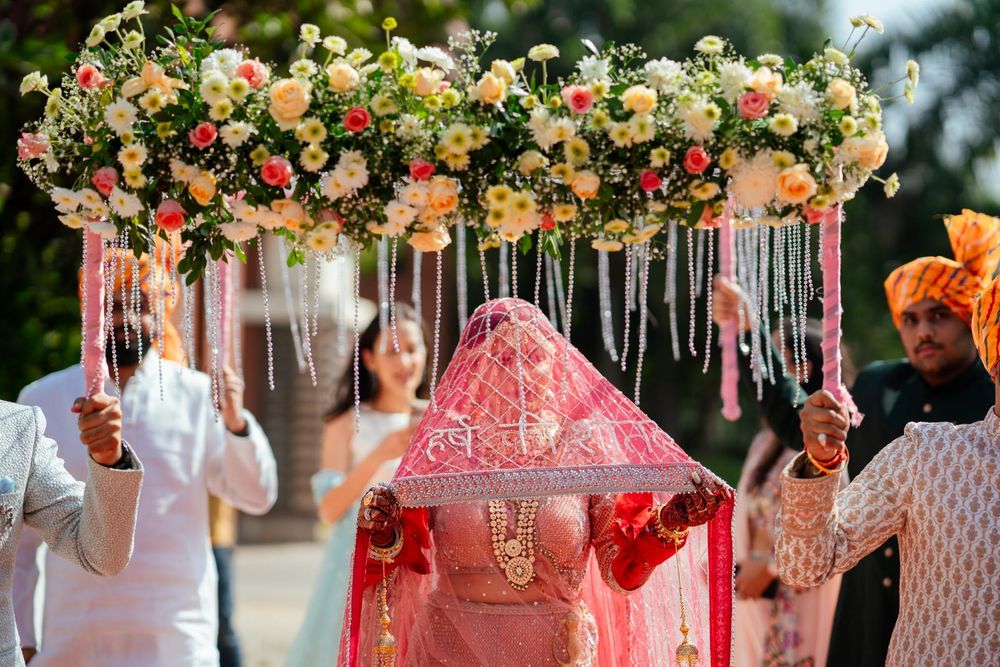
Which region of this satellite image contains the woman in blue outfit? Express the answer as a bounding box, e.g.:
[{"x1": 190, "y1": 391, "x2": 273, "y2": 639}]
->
[{"x1": 285, "y1": 303, "x2": 427, "y2": 667}]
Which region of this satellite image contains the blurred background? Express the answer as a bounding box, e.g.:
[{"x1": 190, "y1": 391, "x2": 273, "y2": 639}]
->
[{"x1": 1, "y1": 0, "x2": 997, "y2": 662}]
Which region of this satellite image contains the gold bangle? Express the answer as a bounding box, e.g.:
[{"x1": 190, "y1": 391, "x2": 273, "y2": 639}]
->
[
  {"x1": 653, "y1": 505, "x2": 690, "y2": 543},
  {"x1": 368, "y1": 529, "x2": 403, "y2": 563},
  {"x1": 805, "y1": 449, "x2": 846, "y2": 476}
]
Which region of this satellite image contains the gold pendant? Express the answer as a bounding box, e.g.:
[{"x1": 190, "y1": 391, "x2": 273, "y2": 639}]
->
[
  {"x1": 504, "y1": 538, "x2": 523, "y2": 557},
  {"x1": 505, "y1": 555, "x2": 534, "y2": 589}
]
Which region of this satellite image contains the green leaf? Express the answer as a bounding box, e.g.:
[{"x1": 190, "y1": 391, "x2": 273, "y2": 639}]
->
[
  {"x1": 686, "y1": 201, "x2": 705, "y2": 226},
  {"x1": 170, "y1": 4, "x2": 185, "y2": 23},
  {"x1": 517, "y1": 234, "x2": 533, "y2": 254}
]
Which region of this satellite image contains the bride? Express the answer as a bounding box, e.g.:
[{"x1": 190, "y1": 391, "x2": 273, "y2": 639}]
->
[{"x1": 341, "y1": 298, "x2": 734, "y2": 666}]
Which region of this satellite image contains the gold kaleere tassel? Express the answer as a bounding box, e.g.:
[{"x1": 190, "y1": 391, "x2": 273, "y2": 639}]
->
[
  {"x1": 672, "y1": 536, "x2": 700, "y2": 667},
  {"x1": 372, "y1": 556, "x2": 398, "y2": 666}
]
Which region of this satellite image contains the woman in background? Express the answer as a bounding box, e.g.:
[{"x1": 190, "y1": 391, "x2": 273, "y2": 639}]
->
[{"x1": 285, "y1": 303, "x2": 427, "y2": 667}]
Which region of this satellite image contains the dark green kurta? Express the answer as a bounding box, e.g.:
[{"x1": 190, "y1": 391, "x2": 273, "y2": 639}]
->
[{"x1": 743, "y1": 346, "x2": 993, "y2": 667}]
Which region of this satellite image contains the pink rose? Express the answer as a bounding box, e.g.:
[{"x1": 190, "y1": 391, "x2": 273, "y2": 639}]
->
[
  {"x1": 699, "y1": 205, "x2": 721, "y2": 229},
  {"x1": 639, "y1": 170, "x2": 663, "y2": 193},
  {"x1": 16, "y1": 132, "x2": 49, "y2": 160},
  {"x1": 155, "y1": 199, "x2": 187, "y2": 232},
  {"x1": 343, "y1": 106, "x2": 371, "y2": 133},
  {"x1": 91, "y1": 167, "x2": 119, "y2": 196},
  {"x1": 540, "y1": 213, "x2": 556, "y2": 231},
  {"x1": 84, "y1": 135, "x2": 94, "y2": 145},
  {"x1": 188, "y1": 122, "x2": 218, "y2": 149},
  {"x1": 737, "y1": 91, "x2": 771, "y2": 119},
  {"x1": 236, "y1": 59, "x2": 270, "y2": 89},
  {"x1": 409, "y1": 159, "x2": 435, "y2": 181},
  {"x1": 76, "y1": 64, "x2": 106, "y2": 90},
  {"x1": 683, "y1": 146, "x2": 712, "y2": 175},
  {"x1": 803, "y1": 205, "x2": 837, "y2": 225},
  {"x1": 560, "y1": 85, "x2": 594, "y2": 114},
  {"x1": 260, "y1": 156, "x2": 293, "y2": 188}
]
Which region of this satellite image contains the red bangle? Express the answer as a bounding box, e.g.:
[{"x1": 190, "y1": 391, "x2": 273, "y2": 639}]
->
[{"x1": 812, "y1": 449, "x2": 846, "y2": 467}]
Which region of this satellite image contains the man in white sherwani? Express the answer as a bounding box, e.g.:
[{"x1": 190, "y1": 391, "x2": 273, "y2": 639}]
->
[
  {"x1": 14, "y1": 253, "x2": 278, "y2": 667},
  {"x1": 0, "y1": 392, "x2": 142, "y2": 667},
  {"x1": 775, "y1": 274, "x2": 1000, "y2": 666}
]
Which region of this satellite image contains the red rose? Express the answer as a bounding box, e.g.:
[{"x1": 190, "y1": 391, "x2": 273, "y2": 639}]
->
[
  {"x1": 409, "y1": 159, "x2": 435, "y2": 181},
  {"x1": 91, "y1": 167, "x2": 119, "y2": 196},
  {"x1": 76, "y1": 64, "x2": 106, "y2": 90},
  {"x1": 188, "y1": 122, "x2": 218, "y2": 149},
  {"x1": 639, "y1": 170, "x2": 663, "y2": 193},
  {"x1": 235, "y1": 59, "x2": 270, "y2": 89},
  {"x1": 260, "y1": 156, "x2": 293, "y2": 188},
  {"x1": 737, "y1": 91, "x2": 771, "y2": 119},
  {"x1": 683, "y1": 146, "x2": 711, "y2": 175},
  {"x1": 560, "y1": 85, "x2": 594, "y2": 115},
  {"x1": 540, "y1": 213, "x2": 556, "y2": 231},
  {"x1": 343, "y1": 106, "x2": 372, "y2": 133},
  {"x1": 155, "y1": 199, "x2": 187, "y2": 232}
]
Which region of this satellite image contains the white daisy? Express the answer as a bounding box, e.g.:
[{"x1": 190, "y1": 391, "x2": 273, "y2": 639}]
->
[
  {"x1": 299, "y1": 24, "x2": 321, "y2": 47},
  {"x1": 777, "y1": 81, "x2": 820, "y2": 124},
  {"x1": 201, "y1": 48, "x2": 243, "y2": 78},
  {"x1": 578, "y1": 56, "x2": 609, "y2": 82},
  {"x1": 58, "y1": 212, "x2": 87, "y2": 229},
  {"x1": 219, "y1": 122, "x2": 255, "y2": 148},
  {"x1": 104, "y1": 98, "x2": 137, "y2": 135},
  {"x1": 323, "y1": 36, "x2": 348, "y2": 56},
  {"x1": 290, "y1": 58, "x2": 318, "y2": 79},
  {"x1": 76, "y1": 188, "x2": 103, "y2": 210},
  {"x1": 87, "y1": 221, "x2": 118, "y2": 239},
  {"x1": 718, "y1": 60, "x2": 751, "y2": 103},
  {"x1": 694, "y1": 35, "x2": 725, "y2": 55},
  {"x1": 219, "y1": 221, "x2": 258, "y2": 243},
  {"x1": 51, "y1": 187, "x2": 81, "y2": 212},
  {"x1": 416, "y1": 46, "x2": 454, "y2": 72},
  {"x1": 199, "y1": 71, "x2": 230, "y2": 105},
  {"x1": 299, "y1": 145, "x2": 329, "y2": 172},
  {"x1": 109, "y1": 186, "x2": 144, "y2": 218},
  {"x1": 643, "y1": 58, "x2": 683, "y2": 93},
  {"x1": 390, "y1": 37, "x2": 417, "y2": 68}
]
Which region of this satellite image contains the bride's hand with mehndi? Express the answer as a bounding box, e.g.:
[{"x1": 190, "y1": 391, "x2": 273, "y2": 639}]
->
[
  {"x1": 659, "y1": 470, "x2": 731, "y2": 532},
  {"x1": 358, "y1": 483, "x2": 402, "y2": 547}
]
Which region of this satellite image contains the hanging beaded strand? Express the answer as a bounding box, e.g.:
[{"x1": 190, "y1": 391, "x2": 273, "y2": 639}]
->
[
  {"x1": 352, "y1": 246, "x2": 362, "y2": 432},
  {"x1": 498, "y1": 241, "x2": 510, "y2": 299},
  {"x1": 687, "y1": 227, "x2": 698, "y2": 357},
  {"x1": 665, "y1": 221, "x2": 680, "y2": 362},
  {"x1": 545, "y1": 254, "x2": 559, "y2": 330},
  {"x1": 598, "y1": 250, "x2": 619, "y2": 363},
  {"x1": 760, "y1": 223, "x2": 775, "y2": 385},
  {"x1": 411, "y1": 249, "x2": 423, "y2": 316},
  {"x1": 701, "y1": 228, "x2": 716, "y2": 374},
  {"x1": 280, "y1": 240, "x2": 307, "y2": 372},
  {"x1": 774, "y1": 225, "x2": 788, "y2": 378},
  {"x1": 533, "y1": 235, "x2": 544, "y2": 307},
  {"x1": 131, "y1": 247, "x2": 143, "y2": 365},
  {"x1": 455, "y1": 221, "x2": 469, "y2": 332},
  {"x1": 377, "y1": 236, "x2": 389, "y2": 353},
  {"x1": 205, "y1": 260, "x2": 221, "y2": 416},
  {"x1": 256, "y1": 235, "x2": 275, "y2": 391},
  {"x1": 304, "y1": 258, "x2": 319, "y2": 387},
  {"x1": 620, "y1": 244, "x2": 634, "y2": 372},
  {"x1": 510, "y1": 242, "x2": 520, "y2": 299},
  {"x1": 388, "y1": 238, "x2": 400, "y2": 353},
  {"x1": 634, "y1": 242, "x2": 651, "y2": 405},
  {"x1": 105, "y1": 236, "x2": 120, "y2": 394},
  {"x1": 429, "y1": 250, "x2": 444, "y2": 409}
]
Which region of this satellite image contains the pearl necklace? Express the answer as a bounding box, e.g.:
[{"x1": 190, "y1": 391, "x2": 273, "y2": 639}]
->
[{"x1": 488, "y1": 499, "x2": 539, "y2": 591}]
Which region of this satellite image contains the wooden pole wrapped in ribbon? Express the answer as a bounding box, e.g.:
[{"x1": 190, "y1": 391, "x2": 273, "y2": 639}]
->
[
  {"x1": 718, "y1": 207, "x2": 741, "y2": 421},
  {"x1": 820, "y1": 205, "x2": 862, "y2": 425},
  {"x1": 82, "y1": 229, "x2": 109, "y2": 397}
]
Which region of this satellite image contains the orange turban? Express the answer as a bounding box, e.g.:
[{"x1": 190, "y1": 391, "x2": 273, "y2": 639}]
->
[
  {"x1": 972, "y1": 274, "x2": 1000, "y2": 376},
  {"x1": 884, "y1": 210, "x2": 1000, "y2": 328},
  {"x1": 78, "y1": 243, "x2": 184, "y2": 363}
]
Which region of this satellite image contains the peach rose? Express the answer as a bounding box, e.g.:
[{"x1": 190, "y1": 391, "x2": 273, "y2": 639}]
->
[
  {"x1": 326, "y1": 63, "x2": 360, "y2": 93},
  {"x1": 621, "y1": 85, "x2": 657, "y2": 115},
  {"x1": 843, "y1": 131, "x2": 889, "y2": 169},
  {"x1": 187, "y1": 171, "x2": 217, "y2": 206},
  {"x1": 270, "y1": 198, "x2": 306, "y2": 227},
  {"x1": 827, "y1": 78, "x2": 856, "y2": 111},
  {"x1": 408, "y1": 224, "x2": 452, "y2": 252},
  {"x1": 571, "y1": 170, "x2": 601, "y2": 200},
  {"x1": 428, "y1": 177, "x2": 459, "y2": 215},
  {"x1": 748, "y1": 67, "x2": 783, "y2": 96},
  {"x1": 476, "y1": 72, "x2": 507, "y2": 105},
  {"x1": 776, "y1": 164, "x2": 818, "y2": 204},
  {"x1": 269, "y1": 78, "x2": 310, "y2": 130},
  {"x1": 413, "y1": 68, "x2": 445, "y2": 97}
]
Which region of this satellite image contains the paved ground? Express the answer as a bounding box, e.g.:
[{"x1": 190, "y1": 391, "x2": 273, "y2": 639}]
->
[{"x1": 233, "y1": 541, "x2": 325, "y2": 667}]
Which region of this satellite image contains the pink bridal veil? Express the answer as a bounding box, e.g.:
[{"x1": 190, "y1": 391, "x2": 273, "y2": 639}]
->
[{"x1": 341, "y1": 298, "x2": 734, "y2": 666}]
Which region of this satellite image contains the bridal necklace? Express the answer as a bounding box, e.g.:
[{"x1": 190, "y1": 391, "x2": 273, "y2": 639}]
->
[{"x1": 488, "y1": 499, "x2": 538, "y2": 591}]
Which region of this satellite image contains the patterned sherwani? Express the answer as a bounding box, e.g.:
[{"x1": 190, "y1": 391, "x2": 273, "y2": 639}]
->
[
  {"x1": 775, "y1": 411, "x2": 1000, "y2": 666},
  {"x1": 0, "y1": 401, "x2": 142, "y2": 666}
]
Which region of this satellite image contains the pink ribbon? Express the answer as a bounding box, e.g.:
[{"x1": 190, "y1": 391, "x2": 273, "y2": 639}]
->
[
  {"x1": 718, "y1": 210, "x2": 741, "y2": 421},
  {"x1": 820, "y1": 206, "x2": 862, "y2": 426},
  {"x1": 82, "y1": 230, "x2": 108, "y2": 397}
]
